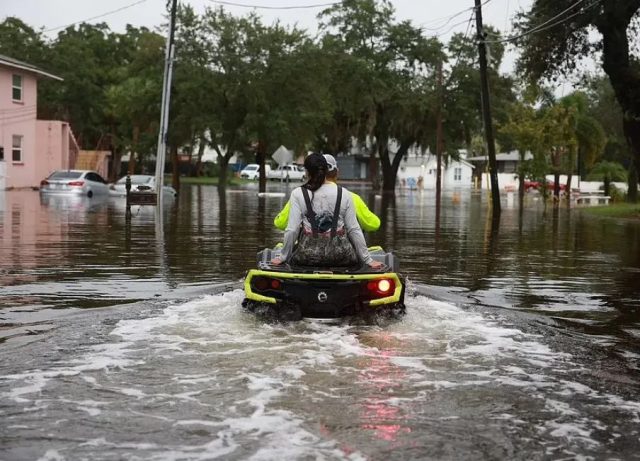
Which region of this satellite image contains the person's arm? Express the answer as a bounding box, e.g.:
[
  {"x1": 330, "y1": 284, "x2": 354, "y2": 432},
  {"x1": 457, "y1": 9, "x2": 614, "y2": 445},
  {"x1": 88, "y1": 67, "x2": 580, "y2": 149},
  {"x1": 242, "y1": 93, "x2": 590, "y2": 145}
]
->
[
  {"x1": 351, "y1": 192, "x2": 380, "y2": 232},
  {"x1": 273, "y1": 201, "x2": 291, "y2": 230},
  {"x1": 277, "y1": 190, "x2": 303, "y2": 263},
  {"x1": 343, "y1": 193, "x2": 374, "y2": 265}
]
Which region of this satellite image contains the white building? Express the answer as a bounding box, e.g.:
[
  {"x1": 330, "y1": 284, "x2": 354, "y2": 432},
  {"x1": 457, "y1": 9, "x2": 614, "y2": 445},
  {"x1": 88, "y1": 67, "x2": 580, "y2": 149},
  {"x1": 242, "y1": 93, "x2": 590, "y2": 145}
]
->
[{"x1": 398, "y1": 151, "x2": 474, "y2": 190}]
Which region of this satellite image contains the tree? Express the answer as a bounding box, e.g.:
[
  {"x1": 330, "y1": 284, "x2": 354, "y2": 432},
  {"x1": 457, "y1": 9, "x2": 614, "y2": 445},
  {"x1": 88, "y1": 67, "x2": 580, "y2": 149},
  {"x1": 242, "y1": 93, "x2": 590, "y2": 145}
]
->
[
  {"x1": 500, "y1": 101, "x2": 545, "y2": 207},
  {"x1": 515, "y1": 0, "x2": 640, "y2": 202},
  {"x1": 445, "y1": 26, "x2": 516, "y2": 153},
  {"x1": 588, "y1": 160, "x2": 628, "y2": 197},
  {"x1": 105, "y1": 27, "x2": 165, "y2": 180},
  {"x1": 559, "y1": 92, "x2": 606, "y2": 201},
  {"x1": 319, "y1": 0, "x2": 443, "y2": 192},
  {"x1": 0, "y1": 17, "x2": 46, "y2": 66}
]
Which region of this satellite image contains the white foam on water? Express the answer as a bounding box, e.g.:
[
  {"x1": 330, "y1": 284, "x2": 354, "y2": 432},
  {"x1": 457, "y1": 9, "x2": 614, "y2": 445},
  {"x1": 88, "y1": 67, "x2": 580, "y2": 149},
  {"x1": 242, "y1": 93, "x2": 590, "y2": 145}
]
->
[
  {"x1": 386, "y1": 295, "x2": 640, "y2": 448},
  {"x1": 4, "y1": 288, "x2": 640, "y2": 459},
  {"x1": 36, "y1": 450, "x2": 65, "y2": 461}
]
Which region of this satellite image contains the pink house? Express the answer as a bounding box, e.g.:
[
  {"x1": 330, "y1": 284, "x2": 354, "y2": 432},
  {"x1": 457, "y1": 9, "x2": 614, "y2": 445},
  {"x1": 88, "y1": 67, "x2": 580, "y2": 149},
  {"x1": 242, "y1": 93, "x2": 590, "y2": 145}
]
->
[{"x1": 0, "y1": 54, "x2": 79, "y2": 190}]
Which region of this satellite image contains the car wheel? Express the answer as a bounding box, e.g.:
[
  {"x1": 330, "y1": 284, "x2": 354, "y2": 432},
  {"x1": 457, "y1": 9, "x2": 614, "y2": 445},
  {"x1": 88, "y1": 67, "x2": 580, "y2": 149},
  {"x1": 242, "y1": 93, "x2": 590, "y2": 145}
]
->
[{"x1": 87, "y1": 190, "x2": 93, "y2": 198}]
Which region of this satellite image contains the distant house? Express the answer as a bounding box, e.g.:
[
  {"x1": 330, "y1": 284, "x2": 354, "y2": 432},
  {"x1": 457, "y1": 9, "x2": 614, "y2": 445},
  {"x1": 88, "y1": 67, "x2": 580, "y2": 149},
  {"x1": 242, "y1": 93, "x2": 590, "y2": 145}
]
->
[
  {"x1": 0, "y1": 54, "x2": 79, "y2": 190},
  {"x1": 466, "y1": 150, "x2": 533, "y2": 190},
  {"x1": 399, "y1": 151, "x2": 474, "y2": 189}
]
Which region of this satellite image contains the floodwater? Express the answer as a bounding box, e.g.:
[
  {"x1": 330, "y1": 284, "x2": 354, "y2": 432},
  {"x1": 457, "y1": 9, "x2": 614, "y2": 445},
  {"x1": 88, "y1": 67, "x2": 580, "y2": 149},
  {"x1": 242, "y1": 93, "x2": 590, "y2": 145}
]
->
[{"x1": 1, "y1": 184, "x2": 639, "y2": 460}]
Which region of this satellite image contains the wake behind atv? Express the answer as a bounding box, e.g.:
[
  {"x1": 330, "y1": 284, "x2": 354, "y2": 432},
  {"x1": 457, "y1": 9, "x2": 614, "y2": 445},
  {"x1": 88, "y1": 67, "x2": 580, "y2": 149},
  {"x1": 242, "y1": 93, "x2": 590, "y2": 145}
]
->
[{"x1": 242, "y1": 245, "x2": 405, "y2": 320}]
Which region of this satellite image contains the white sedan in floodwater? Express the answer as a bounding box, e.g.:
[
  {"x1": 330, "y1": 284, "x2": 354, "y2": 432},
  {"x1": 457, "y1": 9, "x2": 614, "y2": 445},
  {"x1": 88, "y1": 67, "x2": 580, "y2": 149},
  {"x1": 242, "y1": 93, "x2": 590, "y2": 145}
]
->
[
  {"x1": 40, "y1": 170, "x2": 110, "y2": 198},
  {"x1": 109, "y1": 175, "x2": 178, "y2": 198}
]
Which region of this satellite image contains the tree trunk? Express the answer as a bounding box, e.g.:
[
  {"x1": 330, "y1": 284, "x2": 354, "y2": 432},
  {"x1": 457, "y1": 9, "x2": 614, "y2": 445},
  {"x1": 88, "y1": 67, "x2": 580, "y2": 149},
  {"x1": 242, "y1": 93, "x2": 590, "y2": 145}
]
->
[
  {"x1": 127, "y1": 126, "x2": 140, "y2": 175},
  {"x1": 604, "y1": 174, "x2": 611, "y2": 197},
  {"x1": 171, "y1": 145, "x2": 180, "y2": 192},
  {"x1": 598, "y1": 6, "x2": 640, "y2": 196},
  {"x1": 195, "y1": 133, "x2": 206, "y2": 177},
  {"x1": 518, "y1": 174, "x2": 525, "y2": 209},
  {"x1": 257, "y1": 140, "x2": 267, "y2": 194},
  {"x1": 380, "y1": 140, "x2": 410, "y2": 193},
  {"x1": 128, "y1": 154, "x2": 137, "y2": 175},
  {"x1": 218, "y1": 154, "x2": 229, "y2": 191},
  {"x1": 628, "y1": 161, "x2": 638, "y2": 203},
  {"x1": 566, "y1": 173, "x2": 573, "y2": 207}
]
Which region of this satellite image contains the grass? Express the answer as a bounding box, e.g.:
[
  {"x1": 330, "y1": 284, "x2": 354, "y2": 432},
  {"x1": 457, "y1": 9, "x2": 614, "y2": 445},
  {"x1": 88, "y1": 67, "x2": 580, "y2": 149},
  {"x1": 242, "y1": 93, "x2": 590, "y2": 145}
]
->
[{"x1": 581, "y1": 202, "x2": 640, "y2": 219}]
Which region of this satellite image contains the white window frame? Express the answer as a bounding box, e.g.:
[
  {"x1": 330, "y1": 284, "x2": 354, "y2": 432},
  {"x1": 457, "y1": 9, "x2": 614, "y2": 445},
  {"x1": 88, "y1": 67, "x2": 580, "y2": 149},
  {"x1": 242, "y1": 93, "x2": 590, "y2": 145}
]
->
[
  {"x1": 454, "y1": 167, "x2": 462, "y2": 181},
  {"x1": 12, "y1": 74, "x2": 23, "y2": 102},
  {"x1": 12, "y1": 135, "x2": 23, "y2": 163}
]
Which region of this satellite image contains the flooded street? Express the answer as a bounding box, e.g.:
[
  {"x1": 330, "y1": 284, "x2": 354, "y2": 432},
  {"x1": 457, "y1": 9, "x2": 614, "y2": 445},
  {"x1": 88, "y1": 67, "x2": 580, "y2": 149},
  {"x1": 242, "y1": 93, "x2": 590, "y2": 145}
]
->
[{"x1": 1, "y1": 185, "x2": 639, "y2": 460}]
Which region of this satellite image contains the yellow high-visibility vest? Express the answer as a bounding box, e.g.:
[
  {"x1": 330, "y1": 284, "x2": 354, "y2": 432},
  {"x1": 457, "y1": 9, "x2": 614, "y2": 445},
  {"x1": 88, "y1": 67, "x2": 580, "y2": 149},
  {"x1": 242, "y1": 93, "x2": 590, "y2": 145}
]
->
[{"x1": 273, "y1": 189, "x2": 380, "y2": 232}]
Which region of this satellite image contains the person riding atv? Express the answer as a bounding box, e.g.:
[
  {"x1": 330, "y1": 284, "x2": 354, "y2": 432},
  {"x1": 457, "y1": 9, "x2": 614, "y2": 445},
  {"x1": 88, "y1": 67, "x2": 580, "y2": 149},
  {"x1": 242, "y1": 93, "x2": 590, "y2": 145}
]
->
[
  {"x1": 243, "y1": 153, "x2": 404, "y2": 320},
  {"x1": 273, "y1": 154, "x2": 380, "y2": 233}
]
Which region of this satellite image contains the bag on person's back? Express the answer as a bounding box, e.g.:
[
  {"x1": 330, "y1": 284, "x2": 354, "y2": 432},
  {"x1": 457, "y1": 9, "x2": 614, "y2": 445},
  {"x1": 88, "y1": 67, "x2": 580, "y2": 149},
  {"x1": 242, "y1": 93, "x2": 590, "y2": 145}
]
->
[{"x1": 290, "y1": 186, "x2": 358, "y2": 267}]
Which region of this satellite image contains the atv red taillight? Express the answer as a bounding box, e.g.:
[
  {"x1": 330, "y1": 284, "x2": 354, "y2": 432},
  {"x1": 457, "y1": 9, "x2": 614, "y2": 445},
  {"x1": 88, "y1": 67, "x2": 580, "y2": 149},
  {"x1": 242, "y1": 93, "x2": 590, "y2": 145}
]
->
[
  {"x1": 68, "y1": 181, "x2": 85, "y2": 187},
  {"x1": 366, "y1": 278, "x2": 395, "y2": 296},
  {"x1": 252, "y1": 276, "x2": 282, "y2": 292}
]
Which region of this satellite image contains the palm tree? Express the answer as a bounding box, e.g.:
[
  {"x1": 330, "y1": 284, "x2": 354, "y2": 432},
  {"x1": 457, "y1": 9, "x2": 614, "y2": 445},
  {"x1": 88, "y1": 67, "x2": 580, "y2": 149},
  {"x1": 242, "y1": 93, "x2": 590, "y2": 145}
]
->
[{"x1": 587, "y1": 160, "x2": 627, "y2": 197}]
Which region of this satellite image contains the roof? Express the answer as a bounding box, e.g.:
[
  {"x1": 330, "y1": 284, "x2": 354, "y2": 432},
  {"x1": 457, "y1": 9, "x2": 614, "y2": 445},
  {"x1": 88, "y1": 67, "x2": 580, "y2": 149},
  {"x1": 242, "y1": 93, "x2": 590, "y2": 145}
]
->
[
  {"x1": 0, "y1": 54, "x2": 63, "y2": 81},
  {"x1": 466, "y1": 151, "x2": 534, "y2": 162}
]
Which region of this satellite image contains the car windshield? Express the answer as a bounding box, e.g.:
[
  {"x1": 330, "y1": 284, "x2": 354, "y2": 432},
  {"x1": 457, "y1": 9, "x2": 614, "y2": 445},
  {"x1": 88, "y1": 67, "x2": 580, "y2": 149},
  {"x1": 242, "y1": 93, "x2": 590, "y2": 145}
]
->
[
  {"x1": 244, "y1": 165, "x2": 258, "y2": 171},
  {"x1": 49, "y1": 171, "x2": 83, "y2": 180},
  {"x1": 116, "y1": 175, "x2": 153, "y2": 185}
]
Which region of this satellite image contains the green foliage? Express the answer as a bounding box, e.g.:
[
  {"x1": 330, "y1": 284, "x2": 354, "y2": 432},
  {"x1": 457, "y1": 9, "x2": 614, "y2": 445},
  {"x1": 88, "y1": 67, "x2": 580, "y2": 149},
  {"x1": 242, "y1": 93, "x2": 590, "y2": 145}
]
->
[
  {"x1": 587, "y1": 161, "x2": 628, "y2": 182},
  {"x1": 515, "y1": 0, "x2": 640, "y2": 195},
  {"x1": 0, "y1": 3, "x2": 525, "y2": 192}
]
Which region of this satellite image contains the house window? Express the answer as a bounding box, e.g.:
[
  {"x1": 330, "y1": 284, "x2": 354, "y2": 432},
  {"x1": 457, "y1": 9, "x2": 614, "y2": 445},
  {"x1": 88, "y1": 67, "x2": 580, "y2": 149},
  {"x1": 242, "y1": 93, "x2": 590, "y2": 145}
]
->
[
  {"x1": 0, "y1": 146, "x2": 4, "y2": 161},
  {"x1": 454, "y1": 167, "x2": 462, "y2": 181},
  {"x1": 12, "y1": 135, "x2": 23, "y2": 163},
  {"x1": 12, "y1": 74, "x2": 23, "y2": 101}
]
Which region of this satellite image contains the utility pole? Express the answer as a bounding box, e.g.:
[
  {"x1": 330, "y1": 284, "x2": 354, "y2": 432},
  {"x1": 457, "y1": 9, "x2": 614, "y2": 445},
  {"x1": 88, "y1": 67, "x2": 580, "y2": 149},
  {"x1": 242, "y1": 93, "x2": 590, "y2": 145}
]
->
[
  {"x1": 435, "y1": 60, "x2": 444, "y2": 209},
  {"x1": 474, "y1": 0, "x2": 501, "y2": 215},
  {"x1": 155, "y1": 0, "x2": 178, "y2": 206}
]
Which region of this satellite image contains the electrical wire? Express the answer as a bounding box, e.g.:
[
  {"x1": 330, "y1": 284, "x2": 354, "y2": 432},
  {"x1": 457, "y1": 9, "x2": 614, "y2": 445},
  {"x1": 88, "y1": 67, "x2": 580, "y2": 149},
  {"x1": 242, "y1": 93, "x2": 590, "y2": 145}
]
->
[
  {"x1": 432, "y1": 17, "x2": 476, "y2": 38},
  {"x1": 0, "y1": 104, "x2": 37, "y2": 114},
  {"x1": 0, "y1": 109, "x2": 37, "y2": 121},
  {"x1": 418, "y1": 6, "x2": 475, "y2": 31},
  {"x1": 444, "y1": 10, "x2": 475, "y2": 88},
  {"x1": 417, "y1": 0, "x2": 491, "y2": 33},
  {"x1": 206, "y1": 0, "x2": 339, "y2": 10},
  {"x1": 42, "y1": 0, "x2": 148, "y2": 33},
  {"x1": 484, "y1": 0, "x2": 599, "y2": 44}
]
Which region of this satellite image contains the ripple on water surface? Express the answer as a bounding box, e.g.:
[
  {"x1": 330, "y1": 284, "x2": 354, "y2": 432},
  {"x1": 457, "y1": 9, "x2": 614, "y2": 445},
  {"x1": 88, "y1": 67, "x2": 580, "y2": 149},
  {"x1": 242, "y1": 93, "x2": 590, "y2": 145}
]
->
[{"x1": 1, "y1": 290, "x2": 640, "y2": 460}]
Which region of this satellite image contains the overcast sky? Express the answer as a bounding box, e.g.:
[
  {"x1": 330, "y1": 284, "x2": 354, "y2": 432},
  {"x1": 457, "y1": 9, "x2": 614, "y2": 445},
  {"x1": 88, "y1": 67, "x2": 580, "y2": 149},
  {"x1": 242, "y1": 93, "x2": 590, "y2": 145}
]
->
[{"x1": 3, "y1": 0, "x2": 534, "y2": 73}]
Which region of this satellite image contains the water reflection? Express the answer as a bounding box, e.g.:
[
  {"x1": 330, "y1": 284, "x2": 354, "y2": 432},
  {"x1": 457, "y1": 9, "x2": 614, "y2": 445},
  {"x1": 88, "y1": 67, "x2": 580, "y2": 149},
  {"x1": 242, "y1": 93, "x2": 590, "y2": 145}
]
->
[
  {"x1": 1, "y1": 185, "x2": 640, "y2": 346},
  {"x1": 357, "y1": 331, "x2": 411, "y2": 445}
]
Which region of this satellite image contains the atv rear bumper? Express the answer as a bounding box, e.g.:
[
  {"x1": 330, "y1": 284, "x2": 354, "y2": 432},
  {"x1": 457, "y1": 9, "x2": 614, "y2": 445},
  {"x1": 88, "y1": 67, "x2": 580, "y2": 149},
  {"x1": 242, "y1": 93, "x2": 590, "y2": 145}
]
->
[{"x1": 242, "y1": 269, "x2": 405, "y2": 319}]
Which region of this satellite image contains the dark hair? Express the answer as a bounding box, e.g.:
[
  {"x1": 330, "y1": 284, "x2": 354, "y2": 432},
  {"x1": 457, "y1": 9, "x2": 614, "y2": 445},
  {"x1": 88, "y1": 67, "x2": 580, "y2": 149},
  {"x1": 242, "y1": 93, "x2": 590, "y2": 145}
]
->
[{"x1": 303, "y1": 153, "x2": 328, "y2": 191}]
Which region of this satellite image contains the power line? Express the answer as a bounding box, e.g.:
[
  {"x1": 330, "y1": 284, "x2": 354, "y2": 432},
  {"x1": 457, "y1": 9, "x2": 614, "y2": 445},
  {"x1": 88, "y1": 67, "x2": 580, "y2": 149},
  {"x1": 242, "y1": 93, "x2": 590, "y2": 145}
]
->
[
  {"x1": 206, "y1": 0, "x2": 339, "y2": 10},
  {"x1": 432, "y1": 17, "x2": 475, "y2": 38},
  {"x1": 417, "y1": 0, "x2": 490, "y2": 33},
  {"x1": 42, "y1": 0, "x2": 148, "y2": 33},
  {"x1": 0, "y1": 104, "x2": 37, "y2": 114},
  {"x1": 484, "y1": 0, "x2": 599, "y2": 44},
  {"x1": 444, "y1": 10, "x2": 476, "y2": 88},
  {"x1": 418, "y1": 6, "x2": 475, "y2": 31}
]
